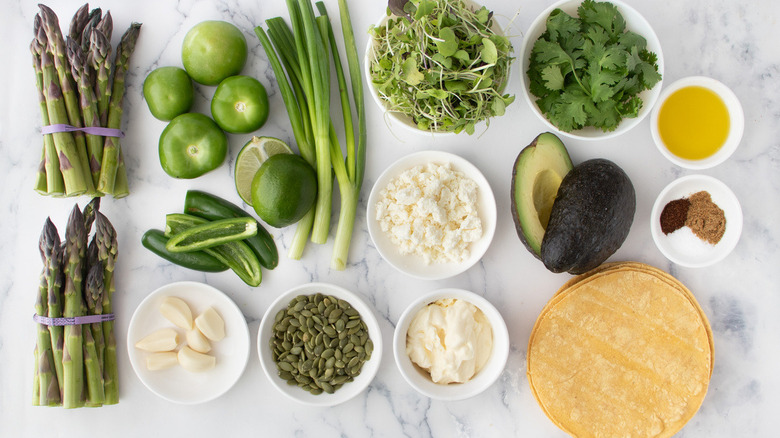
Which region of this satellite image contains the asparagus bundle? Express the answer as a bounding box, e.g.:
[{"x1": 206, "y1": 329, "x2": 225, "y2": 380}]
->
[
  {"x1": 32, "y1": 4, "x2": 141, "y2": 198},
  {"x1": 33, "y1": 198, "x2": 120, "y2": 408}
]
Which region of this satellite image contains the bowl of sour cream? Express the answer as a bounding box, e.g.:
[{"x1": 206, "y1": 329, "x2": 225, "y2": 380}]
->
[{"x1": 393, "y1": 288, "x2": 509, "y2": 400}]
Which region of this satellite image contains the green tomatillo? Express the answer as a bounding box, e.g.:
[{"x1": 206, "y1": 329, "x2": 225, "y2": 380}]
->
[
  {"x1": 211, "y1": 75, "x2": 270, "y2": 133},
  {"x1": 182, "y1": 21, "x2": 247, "y2": 86},
  {"x1": 159, "y1": 113, "x2": 228, "y2": 179},
  {"x1": 143, "y1": 66, "x2": 194, "y2": 121}
]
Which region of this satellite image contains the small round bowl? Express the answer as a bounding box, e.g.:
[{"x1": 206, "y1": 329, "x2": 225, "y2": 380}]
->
[
  {"x1": 367, "y1": 151, "x2": 497, "y2": 280},
  {"x1": 257, "y1": 282, "x2": 383, "y2": 406},
  {"x1": 650, "y1": 76, "x2": 744, "y2": 169},
  {"x1": 127, "y1": 281, "x2": 250, "y2": 404},
  {"x1": 393, "y1": 288, "x2": 509, "y2": 401},
  {"x1": 519, "y1": 0, "x2": 664, "y2": 140},
  {"x1": 650, "y1": 175, "x2": 742, "y2": 268},
  {"x1": 364, "y1": 0, "x2": 509, "y2": 136}
]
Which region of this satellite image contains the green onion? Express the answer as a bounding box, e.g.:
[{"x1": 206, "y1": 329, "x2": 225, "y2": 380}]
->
[{"x1": 255, "y1": 0, "x2": 366, "y2": 269}]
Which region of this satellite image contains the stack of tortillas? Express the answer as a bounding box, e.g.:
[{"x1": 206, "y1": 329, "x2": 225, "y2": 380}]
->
[{"x1": 527, "y1": 262, "x2": 713, "y2": 438}]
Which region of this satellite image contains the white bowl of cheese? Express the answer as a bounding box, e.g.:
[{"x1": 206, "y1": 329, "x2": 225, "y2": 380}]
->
[
  {"x1": 393, "y1": 288, "x2": 509, "y2": 400},
  {"x1": 367, "y1": 151, "x2": 497, "y2": 280}
]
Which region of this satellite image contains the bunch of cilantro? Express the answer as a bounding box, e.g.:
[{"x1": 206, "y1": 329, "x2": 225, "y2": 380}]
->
[
  {"x1": 369, "y1": 0, "x2": 514, "y2": 134},
  {"x1": 527, "y1": 0, "x2": 662, "y2": 132}
]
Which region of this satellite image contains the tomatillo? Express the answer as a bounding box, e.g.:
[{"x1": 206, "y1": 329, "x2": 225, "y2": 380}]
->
[
  {"x1": 143, "y1": 66, "x2": 194, "y2": 121},
  {"x1": 159, "y1": 113, "x2": 228, "y2": 179},
  {"x1": 211, "y1": 75, "x2": 270, "y2": 133},
  {"x1": 182, "y1": 21, "x2": 247, "y2": 86}
]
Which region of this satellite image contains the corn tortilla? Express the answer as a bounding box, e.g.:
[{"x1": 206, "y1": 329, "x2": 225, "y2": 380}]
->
[{"x1": 528, "y1": 263, "x2": 713, "y2": 438}]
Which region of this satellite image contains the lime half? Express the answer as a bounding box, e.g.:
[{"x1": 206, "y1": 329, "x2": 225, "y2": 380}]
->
[{"x1": 234, "y1": 136, "x2": 293, "y2": 205}]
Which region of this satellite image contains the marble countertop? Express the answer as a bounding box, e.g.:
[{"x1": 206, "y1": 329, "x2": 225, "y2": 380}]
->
[{"x1": 2, "y1": 0, "x2": 778, "y2": 436}]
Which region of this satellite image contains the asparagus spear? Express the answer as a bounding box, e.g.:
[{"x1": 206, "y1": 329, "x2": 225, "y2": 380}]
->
[
  {"x1": 89, "y1": 28, "x2": 112, "y2": 127},
  {"x1": 97, "y1": 22, "x2": 141, "y2": 195},
  {"x1": 83, "y1": 264, "x2": 105, "y2": 406},
  {"x1": 32, "y1": 17, "x2": 49, "y2": 195},
  {"x1": 39, "y1": 5, "x2": 96, "y2": 195},
  {"x1": 62, "y1": 206, "x2": 87, "y2": 408},
  {"x1": 33, "y1": 345, "x2": 40, "y2": 406},
  {"x1": 83, "y1": 197, "x2": 100, "y2": 233},
  {"x1": 38, "y1": 19, "x2": 88, "y2": 195},
  {"x1": 86, "y1": 241, "x2": 105, "y2": 372},
  {"x1": 67, "y1": 4, "x2": 89, "y2": 41},
  {"x1": 113, "y1": 155, "x2": 129, "y2": 198},
  {"x1": 42, "y1": 220, "x2": 65, "y2": 397},
  {"x1": 37, "y1": 221, "x2": 62, "y2": 406},
  {"x1": 96, "y1": 11, "x2": 112, "y2": 43},
  {"x1": 96, "y1": 212, "x2": 118, "y2": 404},
  {"x1": 67, "y1": 38, "x2": 103, "y2": 188},
  {"x1": 79, "y1": 7, "x2": 103, "y2": 53},
  {"x1": 31, "y1": 19, "x2": 65, "y2": 195}
]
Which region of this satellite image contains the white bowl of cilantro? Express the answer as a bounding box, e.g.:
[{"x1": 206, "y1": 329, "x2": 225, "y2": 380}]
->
[
  {"x1": 365, "y1": 0, "x2": 515, "y2": 136},
  {"x1": 519, "y1": 0, "x2": 664, "y2": 140}
]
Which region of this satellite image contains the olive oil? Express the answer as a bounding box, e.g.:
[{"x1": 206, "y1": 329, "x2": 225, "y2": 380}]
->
[{"x1": 658, "y1": 86, "x2": 730, "y2": 160}]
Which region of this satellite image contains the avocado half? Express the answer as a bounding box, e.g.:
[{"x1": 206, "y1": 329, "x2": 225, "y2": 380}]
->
[
  {"x1": 510, "y1": 132, "x2": 574, "y2": 259},
  {"x1": 541, "y1": 158, "x2": 636, "y2": 274}
]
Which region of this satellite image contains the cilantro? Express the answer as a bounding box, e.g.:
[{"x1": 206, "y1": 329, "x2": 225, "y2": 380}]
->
[{"x1": 527, "y1": 0, "x2": 661, "y2": 132}]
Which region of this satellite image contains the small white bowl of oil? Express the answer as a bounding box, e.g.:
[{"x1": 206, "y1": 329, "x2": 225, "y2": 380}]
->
[{"x1": 650, "y1": 76, "x2": 744, "y2": 170}]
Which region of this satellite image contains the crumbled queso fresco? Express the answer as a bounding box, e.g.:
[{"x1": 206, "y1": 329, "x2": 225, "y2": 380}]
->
[{"x1": 375, "y1": 162, "x2": 482, "y2": 264}]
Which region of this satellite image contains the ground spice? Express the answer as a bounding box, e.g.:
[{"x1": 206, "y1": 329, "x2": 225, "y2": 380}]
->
[
  {"x1": 685, "y1": 191, "x2": 726, "y2": 244},
  {"x1": 660, "y1": 198, "x2": 690, "y2": 234}
]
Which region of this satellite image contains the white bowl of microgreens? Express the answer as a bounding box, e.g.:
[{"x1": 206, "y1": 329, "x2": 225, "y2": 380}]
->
[
  {"x1": 257, "y1": 282, "x2": 383, "y2": 406},
  {"x1": 519, "y1": 0, "x2": 664, "y2": 140},
  {"x1": 365, "y1": 0, "x2": 515, "y2": 135}
]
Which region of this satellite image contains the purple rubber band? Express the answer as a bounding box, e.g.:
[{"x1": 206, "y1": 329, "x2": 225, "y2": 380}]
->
[
  {"x1": 42, "y1": 124, "x2": 125, "y2": 138},
  {"x1": 33, "y1": 313, "x2": 115, "y2": 326}
]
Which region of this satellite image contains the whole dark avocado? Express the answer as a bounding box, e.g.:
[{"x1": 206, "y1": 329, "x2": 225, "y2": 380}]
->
[{"x1": 540, "y1": 158, "x2": 635, "y2": 274}]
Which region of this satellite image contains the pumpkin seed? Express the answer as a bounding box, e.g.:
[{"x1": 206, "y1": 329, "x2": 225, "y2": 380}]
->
[{"x1": 271, "y1": 293, "x2": 372, "y2": 396}]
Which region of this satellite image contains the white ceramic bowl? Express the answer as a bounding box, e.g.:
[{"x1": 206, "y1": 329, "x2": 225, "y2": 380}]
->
[
  {"x1": 650, "y1": 76, "x2": 744, "y2": 169},
  {"x1": 364, "y1": 0, "x2": 509, "y2": 136},
  {"x1": 518, "y1": 0, "x2": 664, "y2": 140},
  {"x1": 257, "y1": 282, "x2": 383, "y2": 406},
  {"x1": 127, "y1": 281, "x2": 250, "y2": 404},
  {"x1": 650, "y1": 175, "x2": 742, "y2": 268},
  {"x1": 367, "y1": 151, "x2": 497, "y2": 280},
  {"x1": 393, "y1": 288, "x2": 509, "y2": 401}
]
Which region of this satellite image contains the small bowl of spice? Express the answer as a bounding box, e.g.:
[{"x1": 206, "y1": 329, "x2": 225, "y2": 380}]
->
[
  {"x1": 650, "y1": 76, "x2": 744, "y2": 169},
  {"x1": 651, "y1": 175, "x2": 742, "y2": 267}
]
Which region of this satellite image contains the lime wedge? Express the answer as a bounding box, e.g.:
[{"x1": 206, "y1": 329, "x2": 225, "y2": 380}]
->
[{"x1": 234, "y1": 136, "x2": 293, "y2": 205}]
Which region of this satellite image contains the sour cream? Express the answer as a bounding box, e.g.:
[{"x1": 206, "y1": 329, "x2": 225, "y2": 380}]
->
[{"x1": 406, "y1": 298, "x2": 493, "y2": 384}]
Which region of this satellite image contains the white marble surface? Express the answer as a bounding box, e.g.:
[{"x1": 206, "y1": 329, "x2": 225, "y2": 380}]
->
[{"x1": 2, "y1": 0, "x2": 779, "y2": 436}]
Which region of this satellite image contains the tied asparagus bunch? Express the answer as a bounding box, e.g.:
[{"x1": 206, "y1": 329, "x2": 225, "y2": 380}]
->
[
  {"x1": 33, "y1": 198, "x2": 120, "y2": 408},
  {"x1": 32, "y1": 3, "x2": 141, "y2": 198}
]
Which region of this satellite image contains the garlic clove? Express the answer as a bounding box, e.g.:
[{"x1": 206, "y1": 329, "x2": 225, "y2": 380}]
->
[
  {"x1": 146, "y1": 351, "x2": 179, "y2": 371},
  {"x1": 159, "y1": 296, "x2": 193, "y2": 330},
  {"x1": 186, "y1": 328, "x2": 212, "y2": 353},
  {"x1": 177, "y1": 345, "x2": 216, "y2": 373},
  {"x1": 135, "y1": 327, "x2": 180, "y2": 352},
  {"x1": 194, "y1": 307, "x2": 225, "y2": 341}
]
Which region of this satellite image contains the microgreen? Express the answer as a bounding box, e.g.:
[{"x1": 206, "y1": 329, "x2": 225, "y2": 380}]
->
[
  {"x1": 527, "y1": 0, "x2": 661, "y2": 132},
  {"x1": 370, "y1": 0, "x2": 514, "y2": 134}
]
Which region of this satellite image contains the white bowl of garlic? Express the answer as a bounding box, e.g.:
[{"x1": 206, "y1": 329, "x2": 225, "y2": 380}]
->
[{"x1": 127, "y1": 281, "x2": 250, "y2": 404}]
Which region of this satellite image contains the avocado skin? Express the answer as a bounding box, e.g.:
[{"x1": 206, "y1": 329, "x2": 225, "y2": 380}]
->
[{"x1": 540, "y1": 158, "x2": 636, "y2": 274}]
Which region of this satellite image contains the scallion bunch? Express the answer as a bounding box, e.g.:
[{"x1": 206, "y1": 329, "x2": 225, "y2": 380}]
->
[{"x1": 256, "y1": 0, "x2": 366, "y2": 270}]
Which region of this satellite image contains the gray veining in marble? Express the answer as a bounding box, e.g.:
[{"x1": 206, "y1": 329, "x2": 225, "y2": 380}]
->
[{"x1": 1, "y1": 0, "x2": 779, "y2": 436}]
